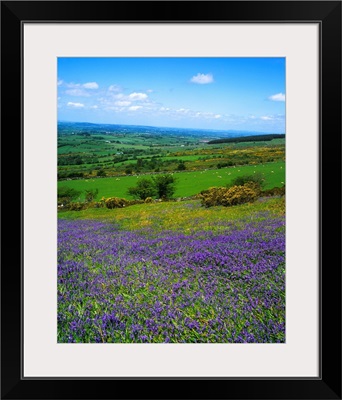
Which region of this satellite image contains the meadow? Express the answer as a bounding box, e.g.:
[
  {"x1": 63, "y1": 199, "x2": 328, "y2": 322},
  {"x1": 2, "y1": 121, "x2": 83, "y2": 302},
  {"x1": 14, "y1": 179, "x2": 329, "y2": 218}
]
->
[
  {"x1": 58, "y1": 161, "x2": 285, "y2": 201},
  {"x1": 57, "y1": 124, "x2": 286, "y2": 344},
  {"x1": 58, "y1": 197, "x2": 285, "y2": 343}
]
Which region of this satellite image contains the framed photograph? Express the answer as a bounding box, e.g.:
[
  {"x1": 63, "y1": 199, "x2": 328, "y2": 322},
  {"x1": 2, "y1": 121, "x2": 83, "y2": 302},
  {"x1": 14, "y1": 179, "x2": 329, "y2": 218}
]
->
[{"x1": 1, "y1": 1, "x2": 341, "y2": 399}]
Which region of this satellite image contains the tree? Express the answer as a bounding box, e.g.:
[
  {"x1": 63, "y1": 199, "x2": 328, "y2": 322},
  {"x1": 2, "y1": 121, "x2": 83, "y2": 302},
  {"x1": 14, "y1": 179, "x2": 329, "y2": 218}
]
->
[
  {"x1": 96, "y1": 169, "x2": 106, "y2": 177},
  {"x1": 125, "y1": 166, "x2": 133, "y2": 175},
  {"x1": 176, "y1": 162, "x2": 186, "y2": 171},
  {"x1": 127, "y1": 174, "x2": 177, "y2": 200},
  {"x1": 136, "y1": 158, "x2": 144, "y2": 172},
  {"x1": 57, "y1": 186, "x2": 81, "y2": 204},
  {"x1": 127, "y1": 178, "x2": 157, "y2": 200},
  {"x1": 85, "y1": 188, "x2": 98, "y2": 202},
  {"x1": 153, "y1": 174, "x2": 176, "y2": 199}
]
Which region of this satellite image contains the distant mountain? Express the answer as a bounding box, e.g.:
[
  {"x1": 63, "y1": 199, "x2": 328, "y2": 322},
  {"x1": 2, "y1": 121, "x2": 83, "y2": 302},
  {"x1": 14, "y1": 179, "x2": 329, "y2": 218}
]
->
[{"x1": 57, "y1": 121, "x2": 284, "y2": 139}]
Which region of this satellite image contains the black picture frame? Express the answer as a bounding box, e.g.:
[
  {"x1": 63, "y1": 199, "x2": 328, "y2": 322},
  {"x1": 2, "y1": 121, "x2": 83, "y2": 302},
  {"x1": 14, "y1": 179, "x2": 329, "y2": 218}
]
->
[{"x1": 1, "y1": 1, "x2": 341, "y2": 399}]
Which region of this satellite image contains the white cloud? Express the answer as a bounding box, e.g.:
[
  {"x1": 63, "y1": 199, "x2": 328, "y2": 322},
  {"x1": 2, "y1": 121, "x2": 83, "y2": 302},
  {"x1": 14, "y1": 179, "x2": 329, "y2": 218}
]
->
[
  {"x1": 115, "y1": 101, "x2": 131, "y2": 107},
  {"x1": 190, "y1": 73, "x2": 214, "y2": 84},
  {"x1": 193, "y1": 111, "x2": 218, "y2": 119},
  {"x1": 66, "y1": 82, "x2": 80, "y2": 88},
  {"x1": 146, "y1": 89, "x2": 153, "y2": 93},
  {"x1": 90, "y1": 105, "x2": 98, "y2": 109},
  {"x1": 268, "y1": 92, "x2": 285, "y2": 102},
  {"x1": 128, "y1": 105, "x2": 142, "y2": 111},
  {"x1": 108, "y1": 84, "x2": 121, "y2": 92},
  {"x1": 67, "y1": 102, "x2": 84, "y2": 108},
  {"x1": 128, "y1": 92, "x2": 148, "y2": 101},
  {"x1": 64, "y1": 82, "x2": 98, "y2": 94},
  {"x1": 83, "y1": 82, "x2": 99, "y2": 89},
  {"x1": 159, "y1": 107, "x2": 225, "y2": 120},
  {"x1": 57, "y1": 80, "x2": 63, "y2": 86},
  {"x1": 261, "y1": 116, "x2": 273, "y2": 121},
  {"x1": 176, "y1": 108, "x2": 189, "y2": 114},
  {"x1": 65, "y1": 89, "x2": 90, "y2": 97}
]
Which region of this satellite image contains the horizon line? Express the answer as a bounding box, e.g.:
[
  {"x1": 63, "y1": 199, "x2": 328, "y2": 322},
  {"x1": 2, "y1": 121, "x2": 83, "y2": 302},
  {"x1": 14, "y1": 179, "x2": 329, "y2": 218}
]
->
[{"x1": 57, "y1": 120, "x2": 285, "y2": 135}]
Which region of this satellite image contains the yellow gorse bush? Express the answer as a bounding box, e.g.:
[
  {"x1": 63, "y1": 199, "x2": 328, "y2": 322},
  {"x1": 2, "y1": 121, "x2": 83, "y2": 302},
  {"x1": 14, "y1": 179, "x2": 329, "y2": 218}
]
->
[
  {"x1": 68, "y1": 202, "x2": 87, "y2": 211},
  {"x1": 200, "y1": 182, "x2": 260, "y2": 208},
  {"x1": 105, "y1": 197, "x2": 128, "y2": 209}
]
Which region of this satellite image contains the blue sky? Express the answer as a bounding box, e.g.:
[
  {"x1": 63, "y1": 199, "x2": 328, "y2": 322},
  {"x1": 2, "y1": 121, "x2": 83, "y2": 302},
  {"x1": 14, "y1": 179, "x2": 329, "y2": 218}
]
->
[{"x1": 58, "y1": 57, "x2": 285, "y2": 133}]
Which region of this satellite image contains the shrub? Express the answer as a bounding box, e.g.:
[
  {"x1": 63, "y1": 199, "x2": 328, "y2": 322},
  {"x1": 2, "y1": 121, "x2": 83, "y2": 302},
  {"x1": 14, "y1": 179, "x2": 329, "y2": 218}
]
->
[
  {"x1": 222, "y1": 182, "x2": 260, "y2": 206},
  {"x1": 176, "y1": 162, "x2": 186, "y2": 171},
  {"x1": 96, "y1": 169, "x2": 106, "y2": 177},
  {"x1": 152, "y1": 174, "x2": 177, "y2": 199},
  {"x1": 127, "y1": 178, "x2": 157, "y2": 200},
  {"x1": 127, "y1": 174, "x2": 177, "y2": 200},
  {"x1": 85, "y1": 188, "x2": 99, "y2": 202},
  {"x1": 67, "y1": 172, "x2": 84, "y2": 179},
  {"x1": 217, "y1": 161, "x2": 234, "y2": 169},
  {"x1": 144, "y1": 197, "x2": 153, "y2": 203},
  {"x1": 200, "y1": 182, "x2": 260, "y2": 208},
  {"x1": 227, "y1": 173, "x2": 264, "y2": 189},
  {"x1": 126, "y1": 199, "x2": 144, "y2": 206},
  {"x1": 89, "y1": 201, "x2": 105, "y2": 209},
  {"x1": 68, "y1": 202, "x2": 87, "y2": 211},
  {"x1": 200, "y1": 187, "x2": 229, "y2": 208},
  {"x1": 105, "y1": 197, "x2": 128, "y2": 209},
  {"x1": 261, "y1": 185, "x2": 285, "y2": 197},
  {"x1": 57, "y1": 186, "x2": 81, "y2": 204}
]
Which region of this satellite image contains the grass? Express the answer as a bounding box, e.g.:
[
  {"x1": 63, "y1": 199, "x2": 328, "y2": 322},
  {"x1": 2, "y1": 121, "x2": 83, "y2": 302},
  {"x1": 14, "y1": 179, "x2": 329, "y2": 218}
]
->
[
  {"x1": 226, "y1": 138, "x2": 285, "y2": 148},
  {"x1": 58, "y1": 161, "x2": 285, "y2": 201},
  {"x1": 58, "y1": 134, "x2": 202, "y2": 155},
  {"x1": 161, "y1": 155, "x2": 204, "y2": 162},
  {"x1": 58, "y1": 196, "x2": 285, "y2": 230},
  {"x1": 57, "y1": 130, "x2": 286, "y2": 343}
]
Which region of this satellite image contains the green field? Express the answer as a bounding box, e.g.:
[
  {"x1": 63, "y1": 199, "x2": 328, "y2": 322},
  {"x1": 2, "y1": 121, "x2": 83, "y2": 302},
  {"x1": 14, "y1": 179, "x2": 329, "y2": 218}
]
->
[
  {"x1": 58, "y1": 161, "x2": 285, "y2": 201},
  {"x1": 58, "y1": 133, "x2": 201, "y2": 155},
  {"x1": 57, "y1": 126, "x2": 286, "y2": 344},
  {"x1": 58, "y1": 125, "x2": 285, "y2": 182}
]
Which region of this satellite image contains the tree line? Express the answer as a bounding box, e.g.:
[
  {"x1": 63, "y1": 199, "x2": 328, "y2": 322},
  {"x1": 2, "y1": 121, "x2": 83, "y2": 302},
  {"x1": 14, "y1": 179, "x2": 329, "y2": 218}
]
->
[{"x1": 207, "y1": 134, "x2": 285, "y2": 145}]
